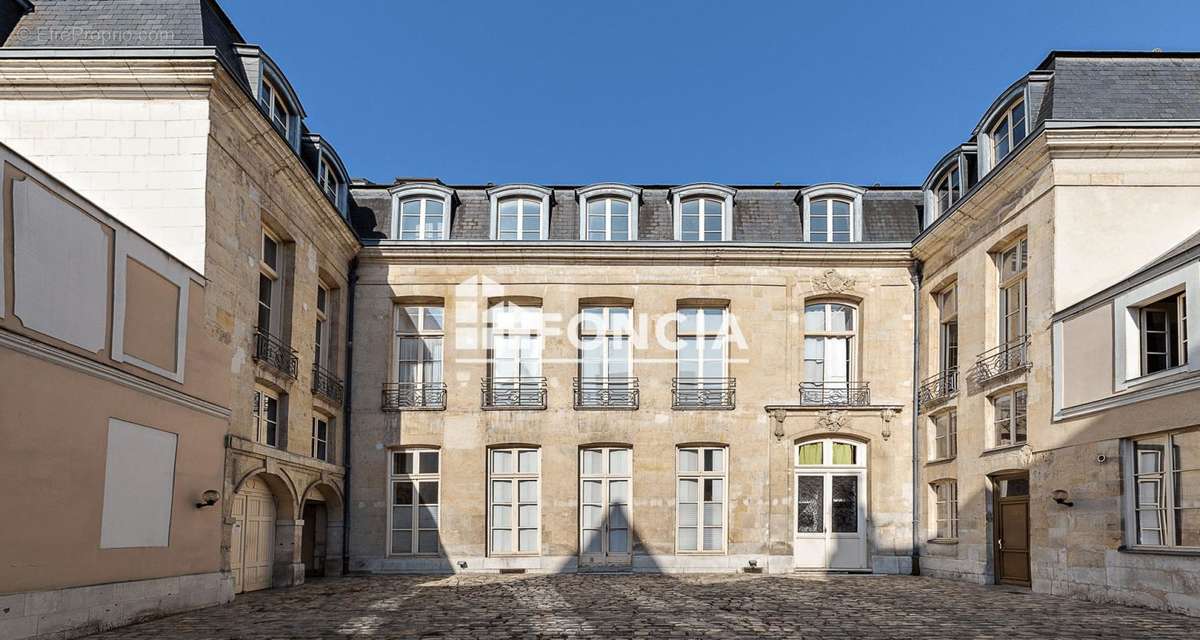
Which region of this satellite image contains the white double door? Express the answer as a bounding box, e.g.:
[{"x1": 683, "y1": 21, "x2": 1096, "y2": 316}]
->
[
  {"x1": 793, "y1": 469, "x2": 867, "y2": 570},
  {"x1": 579, "y1": 447, "x2": 632, "y2": 566}
]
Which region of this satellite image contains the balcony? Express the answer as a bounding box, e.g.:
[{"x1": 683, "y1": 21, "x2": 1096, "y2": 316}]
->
[
  {"x1": 253, "y1": 328, "x2": 298, "y2": 379},
  {"x1": 917, "y1": 369, "x2": 958, "y2": 412},
  {"x1": 573, "y1": 377, "x2": 639, "y2": 410},
  {"x1": 311, "y1": 363, "x2": 344, "y2": 404},
  {"x1": 382, "y1": 382, "x2": 447, "y2": 411},
  {"x1": 672, "y1": 378, "x2": 736, "y2": 410},
  {"x1": 481, "y1": 377, "x2": 547, "y2": 410},
  {"x1": 970, "y1": 336, "x2": 1030, "y2": 385},
  {"x1": 799, "y1": 381, "x2": 871, "y2": 407}
]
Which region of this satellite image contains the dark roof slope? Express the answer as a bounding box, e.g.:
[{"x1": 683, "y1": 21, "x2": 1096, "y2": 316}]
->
[
  {"x1": 1044, "y1": 55, "x2": 1200, "y2": 121},
  {"x1": 349, "y1": 183, "x2": 922, "y2": 244}
]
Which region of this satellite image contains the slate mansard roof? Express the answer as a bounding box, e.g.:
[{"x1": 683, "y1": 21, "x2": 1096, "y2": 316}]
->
[{"x1": 348, "y1": 182, "x2": 925, "y2": 244}]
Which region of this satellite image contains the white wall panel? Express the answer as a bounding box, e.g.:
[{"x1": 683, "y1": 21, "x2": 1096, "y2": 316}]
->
[{"x1": 100, "y1": 419, "x2": 178, "y2": 549}]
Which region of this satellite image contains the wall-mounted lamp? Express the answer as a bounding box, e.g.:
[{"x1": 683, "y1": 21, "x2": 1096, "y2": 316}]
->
[
  {"x1": 457, "y1": 560, "x2": 468, "y2": 569},
  {"x1": 748, "y1": 559, "x2": 758, "y2": 568},
  {"x1": 195, "y1": 490, "x2": 220, "y2": 509},
  {"x1": 1051, "y1": 489, "x2": 1074, "y2": 507}
]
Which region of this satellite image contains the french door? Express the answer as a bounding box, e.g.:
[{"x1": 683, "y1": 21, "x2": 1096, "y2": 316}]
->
[
  {"x1": 793, "y1": 439, "x2": 868, "y2": 570},
  {"x1": 579, "y1": 447, "x2": 632, "y2": 566}
]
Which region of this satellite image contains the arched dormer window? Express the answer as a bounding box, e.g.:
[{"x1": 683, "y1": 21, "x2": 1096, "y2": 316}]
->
[
  {"x1": 988, "y1": 97, "x2": 1027, "y2": 165},
  {"x1": 236, "y1": 45, "x2": 305, "y2": 152},
  {"x1": 576, "y1": 183, "x2": 640, "y2": 241},
  {"x1": 488, "y1": 185, "x2": 552, "y2": 241},
  {"x1": 390, "y1": 183, "x2": 454, "y2": 240},
  {"x1": 671, "y1": 183, "x2": 735, "y2": 242},
  {"x1": 973, "y1": 79, "x2": 1034, "y2": 175},
  {"x1": 799, "y1": 184, "x2": 865, "y2": 243},
  {"x1": 921, "y1": 146, "x2": 976, "y2": 226}
]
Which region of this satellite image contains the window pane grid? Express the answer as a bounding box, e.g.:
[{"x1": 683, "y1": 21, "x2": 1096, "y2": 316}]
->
[
  {"x1": 398, "y1": 197, "x2": 446, "y2": 240},
  {"x1": 1131, "y1": 431, "x2": 1200, "y2": 549},
  {"x1": 809, "y1": 197, "x2": 853, "y2": 242},
  {"x1": 933, "y1": 481, "x2": 959, "y2": 540},
  {"x1": 498, "y1": 197, "x2": 543, "y2": 240},
  {"x1": 490, "y1": 448, "x2": 540, "y2": 555},
  {"x1": 395, "y1": 306, "x2": 445, "y2": 385},
  {"x1": 676, "y1": 446, "x2": 727, "y2": 552},
  {"x1": 390, "y1": 448, "x2": 440, "y2": 555},
  {"x1": 680, "y1": 197, "x2": 723, "y2": 241}
]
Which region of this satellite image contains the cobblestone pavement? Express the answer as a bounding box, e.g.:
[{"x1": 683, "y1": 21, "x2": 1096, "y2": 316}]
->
[{"x1": 88, "y1": 573, "x2": 1200, "y2": 639}]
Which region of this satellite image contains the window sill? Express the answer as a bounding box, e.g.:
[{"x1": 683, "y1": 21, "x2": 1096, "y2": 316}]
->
[
  {"x1": 927, "y1": 538, "x2": 959, "y2": 545},
  {"x1": 981, "y1": 443, "x2": 1026, "y2": 456},
  {"x1": 675, "y1": 550, "x2": 728, "y2": 555},
  {"x1": 1118, "y1": 545, "x2": 1200, "y2": 557},
  {"x1": 926, "y1": 456, "x2": 957, "y2": 465}
]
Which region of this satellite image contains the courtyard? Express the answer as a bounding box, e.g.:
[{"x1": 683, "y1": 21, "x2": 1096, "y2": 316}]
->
[{"x1": 87, "y1": 573, "x2": 1200, "y2": 639}]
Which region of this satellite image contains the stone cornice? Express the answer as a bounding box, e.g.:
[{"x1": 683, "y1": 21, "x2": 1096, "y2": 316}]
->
[
  {"x1": 358, "y1": 241, "x2": 915, "y2": 267},
  {"x1": 1042, "y1": 125, "x2": 1200, "y2": 158},
  {"x1": 0, "y1": 54, "x2": 218, "y2": 99}
]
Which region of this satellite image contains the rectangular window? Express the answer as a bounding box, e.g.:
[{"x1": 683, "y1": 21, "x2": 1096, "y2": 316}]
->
[
  {"x1": 934, "y1": 166, "x2": 962, "y2": 215},
  {"x1": 677, "y1": 307, "x2": 726, "y2": 380},
  {"x1": 579, "y1": 306, "x2": 632, "y2": 381},
  {"x1": 488, "y1": 302, "x2": 543, "y2": 406},
  {"x1": 803, "y1": 303, "x2": 856, "y2": 384},
  {"x1": 939, "y1": 286, "x2": 958, "y2": 373},
  {"x1": 315, "y1": 283, "x2": 330, "y2": 370},
  {"x1": 489, "y1": 447, "x2": 540, "y2": 555},
  {"x1": 932, "y1": 411, "x2": 958, "y2": 460},
  {"x1": 394, "y1": 305, "x2": 444, "y2": 385},
  {"x1": 258, "y1": 228, "x2": 283, "y2": 337},
  {"x1": 992, "y1": 388, "x2": 1027, "y2": 448},
  {"x1": 1128, "y1": 429, "x2": 1198, "y2": 549},
  {"x1": 999, "y1": 238, "x2": 1028, "y2": 344},
  {"x1": 312, "y1": 416, "x2": 330, "y2": 462},
  {"x1": 676, "y1": 446, "x2": 726, "y2": 552},
  {"x1": 932, "y1": 480, "x2": 959, "y2": 540},
  {"x1": 990, "y1": 98, "x2": 1026, "y2": 164},
  {"x1": 1139, "y1": 292, "x2": 1188, "y2": 376},
  {"x1": 390, "y1": 449, "x2": 440, "y2": 555},
  {"x1": 319, "y1": 156, "x2": 340, "y2": 203},
  {"x1": 260, "y1": 77, "x2": 289, "y2": 138},
  {"x1": 252, "y1": 387, "x2": 280, "y2": 447}
]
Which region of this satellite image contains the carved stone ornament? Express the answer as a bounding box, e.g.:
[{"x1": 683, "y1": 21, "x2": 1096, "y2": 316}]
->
[
  {"x1": 771, "y1": 409, "x2": 788, "y2": 439},
  {"x1": 811, "y1": 269, "x2": 856, "y2": 295},
  {"x1": 817, "y1": 409, "x2": 848, "y2": 432}
]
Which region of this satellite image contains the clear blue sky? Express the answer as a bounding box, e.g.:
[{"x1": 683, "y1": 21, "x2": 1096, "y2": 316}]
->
[{"x1": 222, "y1": 0, "x2": 1200, "y2": 186}]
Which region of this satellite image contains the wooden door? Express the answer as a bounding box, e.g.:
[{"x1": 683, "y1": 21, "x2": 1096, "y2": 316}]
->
[
  {"x1": 237, "y1": 477, "x2": 276, "y2": 592},
  {"x1": 994, "y1": 475, "x2": 1031, "y2": 586}
]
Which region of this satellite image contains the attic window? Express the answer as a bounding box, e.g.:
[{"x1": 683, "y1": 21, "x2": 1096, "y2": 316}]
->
[
  {"x1": 989, "y1": 98, "x2": 1027, "y2": 164},
  {"x1": 260, "y1": 77, "x2": 290, "y2": 138},
  {"x1": 318, "y1": 154, "x2": 341, "y2": 204},
  {"x1": 933, "y1": 164, "x2": 962, "y2": 216}
]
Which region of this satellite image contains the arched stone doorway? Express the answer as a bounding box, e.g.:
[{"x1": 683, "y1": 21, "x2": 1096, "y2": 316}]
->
[
  {"x1": 301, "y1": 481, "x2": 345, "y2": 578},
  {"x1": 230, "y1": 471, "x2": 298, "y2": 593}
]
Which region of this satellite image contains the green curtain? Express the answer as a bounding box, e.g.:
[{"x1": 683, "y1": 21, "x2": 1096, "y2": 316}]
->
[
  {"x1": 832, "y1": 443, "x2": 855, "y2": 465},
  {"x1": 798, "y1": 443, "x2": 822, "y2": 465}
]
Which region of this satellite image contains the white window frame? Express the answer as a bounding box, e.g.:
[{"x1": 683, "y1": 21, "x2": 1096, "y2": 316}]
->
[
  {"x1": 315, "y1": 282, "x2": 331, "y2": 371},
  {"x1": 939, "y1": 285, "x2": 959, "y2": 374},
  {"x1": 675, "y1": 445, "x2": 728, "y2": 553},
  {"x1": 577, "y1": 183, "x2": 640, "y2": 241},
  {"x1": 388, "y1": 448, "x2": 441, "y2": 556},
  {"x1": 258, "y1": 227, "x2": 283, "y2": 337},
  {"x1": 312, "y1": 415, "x2": 331, "y2": 462},
  {"x1": 487, "y1": 184, "x2": 552, "y2": 241},
  {"x1": 579, "y1": 446, "x2": 633, "y2": 561},
  {"x1": 676, "y1": 306, "x2": 728, "y2": 381},
  {"x1": 671, "y1": 183, "x2": 735, "y2": 242},
  {"x1": 803, "y1": 302, "x2": 857, "y2": 385},
  {"x1": 931, "y1": 480, "x2": 959, "y2": 541},
  {"x1": 579, "y1": 305, "x2": 633, "y2": 382},
  {"x1": 1122, "y1": 428, "x2": 1200, "y2": 551},
  {"x1": 990, "y1": 387, "x2": 1028, "y2": 448},
  {"x1": 988, "y1": 97, "x2": 1028, "y2": 167},
  {"x1": 998, "y1": 237, "x2": 1028, "y2": 345},
  {"x1": 252, "y1": 386, "x2": 281, "y2": 448},
  {"x1": 799, "y1": 184, "x2": 865, "y2": 243},
  {"x1": 488, "y1": 447, "x2": 541, "y2": 556},
  {"x1": 488, "y1": 301, "x2": 543, "y2": 381},
  {"x1": 260, "y1": 75, "x2": 291, "y2": 140},
  {"x1": 933, "y1": 165, "x2": 963, "y2": 216},
  {"x1": 1113, "y1": 262, "x2": 1200, "y2": 391},
  {"x1": 318, "y1": 153, "x2": 342, "y2": 204},
  {"x1": 393, "y1": 305, "x2": 445, "y2": 386},
  {"x1": 930, "y1": 410, "x2": 957, "y2": 461},
  {"x1": 389, "y1": 183, "x2": 453, "y2": 240}
]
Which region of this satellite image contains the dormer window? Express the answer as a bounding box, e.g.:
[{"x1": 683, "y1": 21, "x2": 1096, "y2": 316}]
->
[
  {"x1": 799, "y1": 184, "x2": 865, "y2": 243},
  {"x1": 487, "y1": 185, "x2": 552, "y2": 241},
  {"x1": 260, "y1": 76, "x2": 290, "y2": 138},
  {"x1": 670, "y1": 184, "x2": 735, "y2": 242},
  {"x1": 577, "y1": 184, "x2": 640, "y2": 241},
  {"x1": 989, "y1": 98, "x2": 1027, "y2": 164},
  {"x1": 318, "y1": 155, "x2": 341, "y2": 203},
  {"x1": 933, "y1": 165, "x2": 962, "y2": 215},
  {"x1": 390, "y1": 183, "x2": 454, "y2": 240}
]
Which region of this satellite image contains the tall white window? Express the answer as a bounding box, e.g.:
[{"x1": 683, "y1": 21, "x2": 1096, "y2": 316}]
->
[
  {"x1": 488, "y1": 302, "x2": 543, "y2": 406},
  {"x1": 680, "y1": 197, "x2": 724, "y2": 241},
  {"x1": 398, "y1": 197, "x2": 445, "y2": 240},
  {"x1": 675, "y1": 307, "x2": 729, "y2": 407},
  {"x1": 258, "y1": 228, "x2": 282, "y2": 337},
  {"x1": 578, "y1": 306, "x2": 634, "y2": 407},
  {"x1": 999, "y1": 238, "x2": 1028, "y2": 345},
  {"x1": 497, "y1": 197, "x2": 543, "y2": 240},
  {"x1": 312, "y1": 416, "x2": 331, "y2": 462},
  {"x1": 586, "y1": 197, "x2": 632, "y2": 241},
  {"x1": 808, "y1": 198, "x2": 853, "y2": 243},
  {"x1": 932, "y1": 411, "x2": 957, "y2": 460},
  {"x1": 394, "y1": 305, "x2": 444, "y2": 388},
  {"x1": 252, "y1": 387, "x2": 280, "y2": 447},
  {"x1": 260, "y1": 77, "x2": 290, "y2": 138},
  {"x1": 489, "y1": 447, "x2": 540, "y2": 555},
  {"x1": 390, "y1": 449, "x2": 440, "y2": 555},
  {"x1": 315, "y1": 283, "x2": 331, "y2": 371},
  {"x1": 934, "y1": 165, "x2": 963, "y2": 215},
  {"x1": 676, "y1": 446, "x2": 726, "y2": 552},
  {"x1": 580, "y1": 447, "x2": 632, "y2": 561},
  {"x1": 1127, "y1": 429, "x2": 1199, "y2": 549},
  {"x1": 939, "y1": 286, "x2": 958, "y2": 373},
  {"x1": 931, "y1": 480, "x2": 959, "y2": 540},
  {"x1": 990, "y1": 98, "x2": 1027, "y2": 164},
  {"x1": 992, "y1": 387, "x2": 1027, "y2": 448},
  {"x1": 803, "y1": 303, "x2": 856, "y2": 403},
  {"x1": 1139, "y1": 292, "x2": 1188, "y2": 376}
]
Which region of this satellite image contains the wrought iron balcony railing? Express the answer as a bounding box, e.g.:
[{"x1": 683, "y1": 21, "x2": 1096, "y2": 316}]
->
[
  {"x1": 970, "y1": 336, "x2": 1030, "y2": 384},
  {"x1": 311, "y1": 363, "x2": 344, "y2": 404},
  {"x1": 253, "y1": 328, "x2": 298, "y2": 379},
  {"x1": 672, "y1": 377, "x2": 736, "y2": 410},
  {"x1": 799, "y1": 381, "x2": 871, "y2": 407},
  {"x1": 482, "y1": 377, "x2": 548, "y2": 410},
  {"x1": 573, "y1": 377, "x2": 639, "y2": 410},
  {"x1": 382, "y1": 382, "x2": 447, "y2": 411},
  {"x1": 917, "y1": 369, "x2": 958, "y2": 412}
]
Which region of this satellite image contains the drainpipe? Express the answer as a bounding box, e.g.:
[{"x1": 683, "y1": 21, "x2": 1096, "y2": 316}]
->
[
  {"x1": 910, "y1": 259, "x2": 923, "y2": 576},
  {"x1": 341, "y1": 257, "x2": 358, "y2": 575}
]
